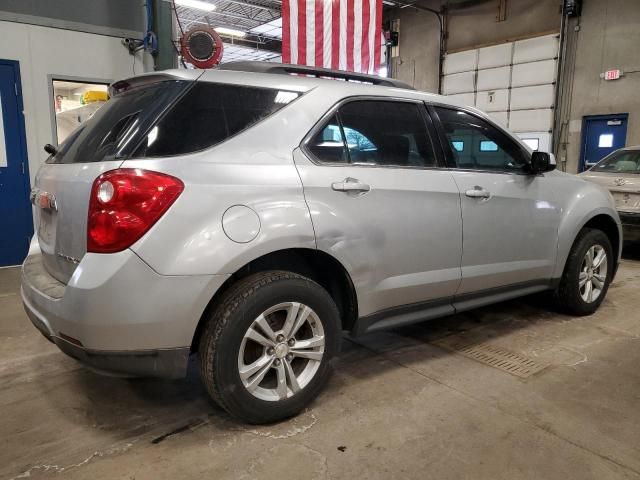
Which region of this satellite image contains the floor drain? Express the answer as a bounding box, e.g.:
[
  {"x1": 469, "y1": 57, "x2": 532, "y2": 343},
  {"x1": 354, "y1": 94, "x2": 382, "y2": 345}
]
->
[{"x1": 434, "y1": 338, "x2": 549, "y2": 378}]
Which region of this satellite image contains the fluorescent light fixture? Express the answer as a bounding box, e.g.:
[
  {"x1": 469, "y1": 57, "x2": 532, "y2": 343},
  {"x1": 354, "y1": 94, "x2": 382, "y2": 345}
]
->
[
  {"x1": 215, "y1": 27, "x2": 246, "y2": 37},
  {"x1": 175, "y1": 0, "x2": 216, "y2": 11}
]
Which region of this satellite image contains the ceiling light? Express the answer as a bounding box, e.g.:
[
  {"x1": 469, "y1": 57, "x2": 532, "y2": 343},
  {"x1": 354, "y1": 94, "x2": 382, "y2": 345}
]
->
[
  {"x1": 175, "y1": 0, "x2": 216, "y2": 11},
  {"x1": 215, "y1": 27, "x2": 246, "y2": 37}
]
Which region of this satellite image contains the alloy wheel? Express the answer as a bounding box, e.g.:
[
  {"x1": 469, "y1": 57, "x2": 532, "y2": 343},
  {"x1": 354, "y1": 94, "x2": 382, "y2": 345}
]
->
[
  {"x1": 237, "y1": 302, "x2": 325, "y2": 402},
  {"x1": 579, "y1": 244, "x2": 607, "y2": 303}
]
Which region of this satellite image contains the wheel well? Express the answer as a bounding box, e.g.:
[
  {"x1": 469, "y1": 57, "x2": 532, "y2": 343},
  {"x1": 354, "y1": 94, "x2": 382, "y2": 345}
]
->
[
  {"x1": 191, "y1": 248, "x2": 358, "y2": 352},
  {"x1": 582, "y1": 214, "x2": 620, "y2": 262}
]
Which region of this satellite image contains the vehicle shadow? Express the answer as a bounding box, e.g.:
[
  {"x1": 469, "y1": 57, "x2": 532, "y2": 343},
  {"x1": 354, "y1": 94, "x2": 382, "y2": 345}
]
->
[
  {"x1": 44, "y1": 246, "x2": 639, "y2": 432},
  {"x1": 63, "y1": 290, "x2": 573, "y2": 434},
  {"x1": 622, "y1": 241, "x2": 640, "y2": 261},
  {"x1": 331, "y1": 292, "x2": 565, "y2": 385}
]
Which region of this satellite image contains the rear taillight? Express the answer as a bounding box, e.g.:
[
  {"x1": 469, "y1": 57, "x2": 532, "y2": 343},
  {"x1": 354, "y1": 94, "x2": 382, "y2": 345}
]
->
[{"x1": 87, "y1": 169, "x2": 184, "y2": 253}]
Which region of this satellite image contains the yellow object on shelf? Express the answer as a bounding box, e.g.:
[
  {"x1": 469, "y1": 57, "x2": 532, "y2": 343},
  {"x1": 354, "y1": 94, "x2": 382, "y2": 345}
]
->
[{"x1": 82, "y1": 90, "x2": 109, "y2": 104}]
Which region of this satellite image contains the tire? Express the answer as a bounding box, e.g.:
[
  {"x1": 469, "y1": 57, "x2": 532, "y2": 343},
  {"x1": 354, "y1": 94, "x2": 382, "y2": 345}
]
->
[
  {"x1": 199, "y1": 271, "x2": 340, "y2": 424},
  {"x1": 555, "y1": 228, "x2": 614, "y2": 316}
]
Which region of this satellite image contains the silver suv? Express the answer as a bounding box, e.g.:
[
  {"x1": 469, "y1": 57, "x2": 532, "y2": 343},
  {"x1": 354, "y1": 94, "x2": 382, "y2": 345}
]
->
[{"x1": 22, "y1": 62, "x2": 621, "y2": 423}]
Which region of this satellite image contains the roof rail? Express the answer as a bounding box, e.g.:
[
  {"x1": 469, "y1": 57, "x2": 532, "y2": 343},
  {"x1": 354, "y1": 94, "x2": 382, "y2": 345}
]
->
[{"x1": 217, "y1": 61, "x2": 414, "y2": 90}]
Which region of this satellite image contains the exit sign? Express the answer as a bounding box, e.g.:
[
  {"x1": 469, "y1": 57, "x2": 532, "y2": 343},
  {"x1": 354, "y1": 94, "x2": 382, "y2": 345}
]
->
[{"x1": 603, "y1": 69, "x2": 622, "y2": 80}]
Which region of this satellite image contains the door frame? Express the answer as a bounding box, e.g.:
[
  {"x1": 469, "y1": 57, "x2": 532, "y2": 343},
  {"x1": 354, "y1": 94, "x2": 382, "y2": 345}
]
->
[
  {"x1": 0, "y1": 59, "x2": 32, "y2": 266},
  {"x1": 0, "y1": 59, "x2": 30, "y2": 187},
  {"x1": 579, "y1": 113, "x2": 628, "y2": 172}
]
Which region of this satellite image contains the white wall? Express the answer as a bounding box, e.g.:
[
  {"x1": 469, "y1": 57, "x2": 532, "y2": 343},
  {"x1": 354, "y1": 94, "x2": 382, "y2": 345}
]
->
[{"x1": 0, "y1": 20, "x2": 153, "y2": 183}]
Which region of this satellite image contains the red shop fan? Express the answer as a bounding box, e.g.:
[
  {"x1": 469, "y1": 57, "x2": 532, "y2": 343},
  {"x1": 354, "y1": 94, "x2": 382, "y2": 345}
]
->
[{"x1": 180, "y1": 27, "x2": 224, "y2": 68}]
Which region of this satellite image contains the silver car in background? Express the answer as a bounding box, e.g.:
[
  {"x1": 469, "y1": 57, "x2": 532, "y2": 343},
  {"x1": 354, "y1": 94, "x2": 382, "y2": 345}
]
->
[
  {"x1": 580, "y1": 147, "x2": 640, "y2": 242},
  {"x1": 22, "y1": 62, "x2": 621, "y2": 423}
]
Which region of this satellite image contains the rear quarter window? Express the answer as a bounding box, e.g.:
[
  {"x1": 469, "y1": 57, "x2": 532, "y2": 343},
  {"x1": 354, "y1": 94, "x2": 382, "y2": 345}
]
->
[{"x1": 134, "y1": 82, "x2": 300, "y2": 157}]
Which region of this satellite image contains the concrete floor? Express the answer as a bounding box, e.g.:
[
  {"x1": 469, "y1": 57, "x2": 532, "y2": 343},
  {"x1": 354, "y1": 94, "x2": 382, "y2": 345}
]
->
[{"x1": 2, "y1": 247, "x2": 640, "y2": 480}]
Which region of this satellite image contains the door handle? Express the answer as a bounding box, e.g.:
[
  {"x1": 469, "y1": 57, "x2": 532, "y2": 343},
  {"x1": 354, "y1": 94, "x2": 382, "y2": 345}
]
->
[
  {"x1": 331, "y1": 178, "x2": 371, "y2": 193},
  {"x1": 465, "y1": 186, "x2": 491, "y2": 199}
]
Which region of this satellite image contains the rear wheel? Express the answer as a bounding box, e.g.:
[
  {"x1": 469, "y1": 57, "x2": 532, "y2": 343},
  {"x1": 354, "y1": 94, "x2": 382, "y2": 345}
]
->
[
  {"x1": 555, "y1": 228, "x2": 613, "y2": 315},
  {"x1": 199, "y1": 271, "x2": 340, "y2": 424}
]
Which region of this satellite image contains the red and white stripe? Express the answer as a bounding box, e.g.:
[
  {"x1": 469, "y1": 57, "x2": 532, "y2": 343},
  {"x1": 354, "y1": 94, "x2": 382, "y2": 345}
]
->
[{"x1": 282, "y1": 0, "x2": 384, "y2": 74}]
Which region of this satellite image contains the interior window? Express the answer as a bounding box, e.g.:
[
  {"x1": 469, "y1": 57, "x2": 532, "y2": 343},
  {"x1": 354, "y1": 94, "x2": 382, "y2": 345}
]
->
[
  {"x1": 434, "y1": 107, "x2": 528, "y2": 171},
  {"x1": 479, "y1": 140, "x2": 498, "y2": 152},
  {"x1": 598, "y1": 134, "x2": 614, "y2": 148},
  {"x1": 452, "y1": 141, "x2": 465, "y2": 152},
  {"x1": 307, "y1": 114, "x2": 348, "y2": 163},
  {"x1": 52, "y1": 79, "x2": 109, "y2": 145},
  {"x1": 521, "y1": 138, "x2": 540, "y2": 151}
]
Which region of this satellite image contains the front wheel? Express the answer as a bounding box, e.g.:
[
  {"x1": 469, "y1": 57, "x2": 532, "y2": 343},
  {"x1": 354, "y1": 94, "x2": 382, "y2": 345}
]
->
[
  {"x1": 199, "y1": 271, "x2": 340, "y2": 424},
  {"x1": 555, "y1": 228, "x2": 614, "y2": 315}
]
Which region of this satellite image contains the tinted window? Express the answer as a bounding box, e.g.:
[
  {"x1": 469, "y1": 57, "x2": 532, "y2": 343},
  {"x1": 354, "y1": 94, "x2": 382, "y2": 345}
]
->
[
  {"x1": 591, "y1": 150, "x2": 640, "y2": 173},
  {"x1": 307, "y1": 100, "x2": 437, "y2": 168},
  {"x1": 47, "y1": 80, "x2": 188, "y2": 164},
  {"x1": 136, "y1": 83, "x2": 300, "y2": 157},
  {"x1": 339, "y1": 101, "x2": 436, "y2": 167},
  {"x1": 435, "y1": 107, "x2": 527, "y2": 171},
  {"x1": 307, "y1": 114, "x2": 348, "y2": 163}
]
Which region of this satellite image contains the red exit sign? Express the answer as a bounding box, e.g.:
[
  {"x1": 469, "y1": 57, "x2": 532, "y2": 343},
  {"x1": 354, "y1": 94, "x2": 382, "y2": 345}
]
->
[{"x1": 604, "y1": 69, "x2": 622, "y2": 80}]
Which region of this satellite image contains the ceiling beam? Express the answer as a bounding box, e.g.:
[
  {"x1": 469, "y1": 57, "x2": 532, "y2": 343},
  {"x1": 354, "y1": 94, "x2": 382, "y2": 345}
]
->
[
  {"x1": 221, "y1": 36, "x2": 282, "y2": 53},
  {"x1": 184, "y1": 18, "x2": 282, "y2": 48},
  {"x1": 202, "y1": 9, "x2": 267, "y2": 24},
  {"x1": 215, "y1": 0, "x2": 280, "y2": 14}
]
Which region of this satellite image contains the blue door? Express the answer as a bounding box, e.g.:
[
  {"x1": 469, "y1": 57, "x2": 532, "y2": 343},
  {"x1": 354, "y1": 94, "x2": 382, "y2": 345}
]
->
[
  {"x1": 580, "y1": 113, "x2": 628, "y2": 171},
  {"x1": 0, "y1": 60, "x2": 32, "y2": 266}
]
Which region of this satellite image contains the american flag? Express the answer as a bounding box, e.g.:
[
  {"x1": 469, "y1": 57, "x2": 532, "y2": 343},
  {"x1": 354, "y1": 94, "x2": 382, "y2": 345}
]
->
[{"x1": 282, "y1": 0, "x2": 384, "y2": 74}]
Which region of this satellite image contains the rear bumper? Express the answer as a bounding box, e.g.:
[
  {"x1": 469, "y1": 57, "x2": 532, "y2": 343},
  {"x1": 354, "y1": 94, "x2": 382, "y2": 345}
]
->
[
  {"x1": 21, "y1": 244, "x2": 229, "y2": 378},
  {"x1": 619, "y1": 212, "x2": 640, "y2": 242}
]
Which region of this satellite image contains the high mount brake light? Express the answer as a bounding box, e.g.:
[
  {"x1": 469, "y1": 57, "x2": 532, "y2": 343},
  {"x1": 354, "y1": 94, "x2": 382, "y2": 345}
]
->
[{"x1": 87, "y1": 169, "x2": 184, "y2": 253}]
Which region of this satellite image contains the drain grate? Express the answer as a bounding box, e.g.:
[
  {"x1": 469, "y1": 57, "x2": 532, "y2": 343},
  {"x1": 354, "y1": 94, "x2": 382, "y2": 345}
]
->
[{"x1": 434, "y1": 338, "x2": 549, "y2": 378}]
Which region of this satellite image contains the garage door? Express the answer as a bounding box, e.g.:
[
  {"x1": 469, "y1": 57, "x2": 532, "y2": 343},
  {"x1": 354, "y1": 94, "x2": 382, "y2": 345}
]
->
[{"x1": 442, "y1": 34, "x2": 559, "y2": 152}]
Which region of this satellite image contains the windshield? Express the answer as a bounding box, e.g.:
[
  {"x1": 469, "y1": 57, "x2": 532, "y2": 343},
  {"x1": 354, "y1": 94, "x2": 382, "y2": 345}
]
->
[{"x1": 591, "y1": 149, "x2": 640, "y2": 174}]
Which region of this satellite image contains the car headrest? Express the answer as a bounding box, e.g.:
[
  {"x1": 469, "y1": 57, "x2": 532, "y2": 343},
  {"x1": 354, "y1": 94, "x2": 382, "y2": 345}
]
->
[{"x1": 377, "y1": 135, "x2": 410, "y2": 165}]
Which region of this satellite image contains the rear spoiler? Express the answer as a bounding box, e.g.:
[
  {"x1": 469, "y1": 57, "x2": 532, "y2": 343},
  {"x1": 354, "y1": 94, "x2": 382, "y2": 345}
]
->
[{"x1": 109, "y1": 71, "x2": 204, "y2": 97}]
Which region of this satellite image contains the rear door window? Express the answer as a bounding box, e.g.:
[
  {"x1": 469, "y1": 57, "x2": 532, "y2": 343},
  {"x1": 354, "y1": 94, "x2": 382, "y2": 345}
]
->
[
  {"x1": 306, "y1": 100, "x2": 438, "y2": 168},
  {"x1": 307, "y1": 114, "x2": 348, "y2": 163}
]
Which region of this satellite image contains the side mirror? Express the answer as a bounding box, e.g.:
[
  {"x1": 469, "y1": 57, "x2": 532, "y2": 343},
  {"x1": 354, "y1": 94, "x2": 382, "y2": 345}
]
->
[{"x1": 529, "y1": 151, "x2": 556, "y2": 174}]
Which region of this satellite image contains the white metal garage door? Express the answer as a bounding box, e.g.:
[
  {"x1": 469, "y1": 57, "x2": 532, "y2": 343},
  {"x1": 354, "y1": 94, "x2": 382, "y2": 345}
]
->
[{"x1": 442, "y1": 34, "x2": 559, "y2": 152}]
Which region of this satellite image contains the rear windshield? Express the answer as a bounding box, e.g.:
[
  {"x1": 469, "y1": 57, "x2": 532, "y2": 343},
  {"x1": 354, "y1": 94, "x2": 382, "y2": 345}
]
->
[
  {"x1": 591, "y1": 150, "x2": 640, "y2": 174},
  {"x1": 47, "y1": 80, "x2": 188, "y2": 164},
  {"x1": 47, "y1": 80, "x2": 301, "y2": 164}
]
